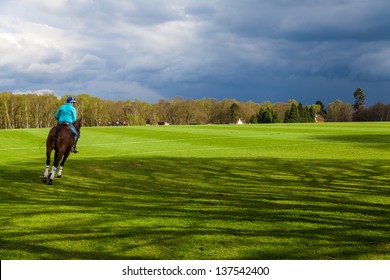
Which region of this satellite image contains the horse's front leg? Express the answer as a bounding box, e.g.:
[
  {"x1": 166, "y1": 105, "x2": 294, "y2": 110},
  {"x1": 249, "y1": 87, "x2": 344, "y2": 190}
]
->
[{"x1": 57, "y1": 148, "x2": 71, "y2": 178}]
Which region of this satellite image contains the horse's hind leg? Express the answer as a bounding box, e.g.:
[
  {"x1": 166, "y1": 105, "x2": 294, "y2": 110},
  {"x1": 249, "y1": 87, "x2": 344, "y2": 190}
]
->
[
  {"x1": 57, "y1": 149, "x2": 71, "y2": 178},
  {"x1": 42, "y1": 148, "x2": 52, "y2": 183},
  {"x1": 47, "y1": 150, "x2": 62, "y2": 185}
]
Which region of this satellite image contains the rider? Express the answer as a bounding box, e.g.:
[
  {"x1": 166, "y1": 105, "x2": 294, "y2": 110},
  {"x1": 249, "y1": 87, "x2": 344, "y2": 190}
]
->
[{"x1": 54, "y1": 96, "x2": 79, "y2": 153}]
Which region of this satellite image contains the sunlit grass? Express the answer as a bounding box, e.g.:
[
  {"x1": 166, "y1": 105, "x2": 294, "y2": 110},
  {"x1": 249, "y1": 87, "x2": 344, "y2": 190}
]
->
[{"x1": 0, "y1": 123, "x2": 389, "y2": 259}]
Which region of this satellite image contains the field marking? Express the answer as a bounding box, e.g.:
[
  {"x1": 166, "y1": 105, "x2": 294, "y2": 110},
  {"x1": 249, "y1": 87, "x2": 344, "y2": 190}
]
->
[
  {"x1": 79, "y1": 146, "x2": 231, "y2": 158},
  {"x1": 83, "y1": 136, "x2": 232, "y2": 147},
  {"x1": 0, "y1": 147, "x2": 31, "y2": 151},
  {"x1": 0, "y1": 133, "x2": 314, "y2": 152},
  {"x1": 0, "y1": 136, "x2": 215, "y2": 151},
  {"x1": 0, "y1": 135, "x2": 269, "y2": 151},
  {"x1": 77, "y1": 133, "x2": 291, "y2": 147}
]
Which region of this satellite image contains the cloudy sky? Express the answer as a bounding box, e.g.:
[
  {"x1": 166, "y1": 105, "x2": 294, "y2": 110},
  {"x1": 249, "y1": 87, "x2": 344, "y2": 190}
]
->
[{"x1": 1, "y1": 0, "x2": 390, "y2": 105}]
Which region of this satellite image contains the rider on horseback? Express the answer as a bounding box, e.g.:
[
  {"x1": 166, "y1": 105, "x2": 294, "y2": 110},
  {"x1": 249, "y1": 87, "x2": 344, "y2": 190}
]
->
[{"x1": 54, "y1": 96, "x2": 79, "y2": 153}]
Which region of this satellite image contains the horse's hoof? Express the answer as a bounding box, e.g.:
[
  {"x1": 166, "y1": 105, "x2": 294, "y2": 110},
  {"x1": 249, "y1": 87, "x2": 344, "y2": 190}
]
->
[
  {"x1": 57, "y1": 175, "x2": 62, "y2": 178},
  {"x1": 42, "y1": 177, "x2": 48, "y2": 183},
  {"x1": 47, "y1": 175, "x2": 53, "y2": 185}
]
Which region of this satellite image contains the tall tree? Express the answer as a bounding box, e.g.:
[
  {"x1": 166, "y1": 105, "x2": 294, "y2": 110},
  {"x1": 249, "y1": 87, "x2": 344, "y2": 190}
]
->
[
  {"x1": 327, "y1": 100, "x2": 353, "y2": 122},
  {"x1": 353, "y1": 88, "x2": 366, "y2": 111},
  {"x1": 315, "y1": 100, "x2": 327, "y2": 115},
  {"x1": 0, "y1": 92, "x2": 13, "y2": 129},
  {"x1": 230, "y1": 103, "x2": 240, "y2": 123},
  {"x1": 258, "y1": 107, "x2": 280, "y2": 123},
  {"x1": 284, "y1": 103, "x2": 301, "y2": 123}
]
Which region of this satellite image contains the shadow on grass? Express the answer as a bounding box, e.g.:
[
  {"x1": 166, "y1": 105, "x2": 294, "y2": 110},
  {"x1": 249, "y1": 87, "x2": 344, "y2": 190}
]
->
[
  {"x1": 0, "y1": 156, "x2": 389, "y2": 260},
  {"x1": 311, "y1": 134, "x2": 390, "y2": 150}
]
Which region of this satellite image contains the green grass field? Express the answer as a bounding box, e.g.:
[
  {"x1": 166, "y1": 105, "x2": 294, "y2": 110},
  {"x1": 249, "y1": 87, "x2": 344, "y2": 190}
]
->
[{"x1": 0, "y1": 122, "x2": 389, "y2": 259}]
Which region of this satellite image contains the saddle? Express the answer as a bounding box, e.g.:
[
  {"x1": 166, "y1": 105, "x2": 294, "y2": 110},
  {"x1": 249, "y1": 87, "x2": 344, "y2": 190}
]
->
[{"x1": 55, "y1": 123, "x2": 72, "y2": 136}]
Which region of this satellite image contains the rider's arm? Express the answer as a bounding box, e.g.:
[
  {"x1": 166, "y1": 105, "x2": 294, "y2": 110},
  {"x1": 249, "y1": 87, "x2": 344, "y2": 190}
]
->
[
  {"x1": 54, "y1": 107, "x2": 61, "y2": 121},
  {"x1": 71, "y1": 107, "x2": 77, "y2": 123}
]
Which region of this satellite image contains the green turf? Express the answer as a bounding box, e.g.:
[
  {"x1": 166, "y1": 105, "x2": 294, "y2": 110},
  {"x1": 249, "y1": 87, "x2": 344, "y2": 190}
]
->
[{"x1": 0, "y1": 122, "x2": 389, "y2": 259}]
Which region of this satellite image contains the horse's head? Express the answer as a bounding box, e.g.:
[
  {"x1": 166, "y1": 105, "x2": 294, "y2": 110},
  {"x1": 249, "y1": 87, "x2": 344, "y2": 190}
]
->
[{"x1": 73, "y1": 118, "x2": 82, "y2": 132}]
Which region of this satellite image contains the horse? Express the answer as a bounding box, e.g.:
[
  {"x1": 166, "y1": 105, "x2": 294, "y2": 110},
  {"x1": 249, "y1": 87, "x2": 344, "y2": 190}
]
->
[{"x1": 42, "y1": 119, "x2": 81, "y2": 185}]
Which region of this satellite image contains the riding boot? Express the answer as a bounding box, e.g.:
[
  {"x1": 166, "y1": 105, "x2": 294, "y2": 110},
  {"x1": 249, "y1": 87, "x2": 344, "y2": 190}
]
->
[{"x1": 71, "y1": 137, "x2": 79, "y2": 153}]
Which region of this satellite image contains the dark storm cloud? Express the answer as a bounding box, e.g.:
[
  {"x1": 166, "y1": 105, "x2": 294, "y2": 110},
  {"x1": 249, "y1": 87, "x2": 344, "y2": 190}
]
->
[{"x1": 0, "y1": 0, "x2": 389, "y2": 104}]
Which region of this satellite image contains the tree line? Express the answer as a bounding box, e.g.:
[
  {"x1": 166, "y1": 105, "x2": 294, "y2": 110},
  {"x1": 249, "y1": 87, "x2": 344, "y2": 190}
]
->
[{"x1": 0, "y1": 88, "x2": 389, "y2": 129}]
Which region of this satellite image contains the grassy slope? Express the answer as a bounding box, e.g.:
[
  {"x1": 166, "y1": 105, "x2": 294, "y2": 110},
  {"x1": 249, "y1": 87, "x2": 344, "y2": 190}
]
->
[{"x1": 0, "y1": 123, "x2": 389, "y2": 259}]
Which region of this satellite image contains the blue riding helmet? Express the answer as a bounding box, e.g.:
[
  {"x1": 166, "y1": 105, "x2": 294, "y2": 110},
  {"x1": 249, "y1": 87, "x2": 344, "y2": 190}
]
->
[{"x1": 66, "y1": 96, "x2": 76, "y2": 103}]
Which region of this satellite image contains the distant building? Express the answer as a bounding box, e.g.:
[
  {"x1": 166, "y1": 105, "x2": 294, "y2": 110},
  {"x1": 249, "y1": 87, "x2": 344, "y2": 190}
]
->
[{"x1": 315, "y1": 114, "x2": 325, "y2": 123}]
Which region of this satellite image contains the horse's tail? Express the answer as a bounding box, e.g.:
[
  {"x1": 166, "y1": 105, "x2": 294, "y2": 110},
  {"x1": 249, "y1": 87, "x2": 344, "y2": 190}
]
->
[{"x1": 53, "y1": 125, "x2": 61, "y2": 148}]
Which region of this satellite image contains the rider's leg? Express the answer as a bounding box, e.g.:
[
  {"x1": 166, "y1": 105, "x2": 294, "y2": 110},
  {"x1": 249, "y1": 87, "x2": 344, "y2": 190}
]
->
[
  {"x1": 68, "y1": 124, "x2": 79, "y2": 153},
  {"x1": 72, "y1": 136, "x2": 79, "y2": 153}
]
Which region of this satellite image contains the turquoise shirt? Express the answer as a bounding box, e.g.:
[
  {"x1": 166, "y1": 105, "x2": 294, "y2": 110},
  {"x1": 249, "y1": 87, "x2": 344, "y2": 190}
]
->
[{"x1": 54, "y1": 103, "x2": 77, "y2": 123}]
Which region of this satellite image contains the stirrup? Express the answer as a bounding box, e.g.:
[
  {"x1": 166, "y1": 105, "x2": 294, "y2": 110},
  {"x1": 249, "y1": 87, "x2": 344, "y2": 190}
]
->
[{"x1": 72, "y1": 137, "x2": 79, "y2": 153}]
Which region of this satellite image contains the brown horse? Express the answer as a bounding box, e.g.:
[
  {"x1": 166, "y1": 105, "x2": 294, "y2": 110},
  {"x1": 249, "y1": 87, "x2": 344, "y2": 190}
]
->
[{"x1": 42, "y1": 119, "x2": 81, "y2": 185}]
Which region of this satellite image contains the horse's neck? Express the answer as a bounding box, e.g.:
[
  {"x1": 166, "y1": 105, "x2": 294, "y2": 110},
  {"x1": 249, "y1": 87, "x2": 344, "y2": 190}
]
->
[{"x1": 74, "y1": 121, "x2": 81, "y2": 132}]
